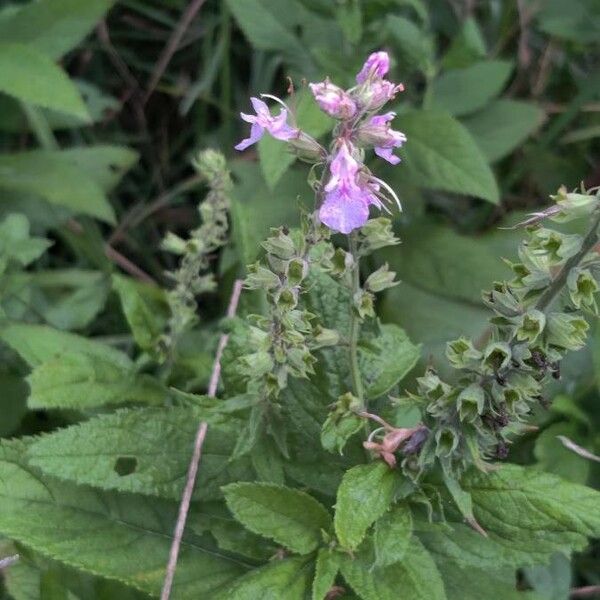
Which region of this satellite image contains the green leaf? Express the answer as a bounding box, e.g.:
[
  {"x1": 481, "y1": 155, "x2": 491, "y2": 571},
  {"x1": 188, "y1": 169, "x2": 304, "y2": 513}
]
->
[
  {"x1": 398, "y1": 110, "x2": 499, "y2": 203},
  {"x1": 340, "y1": 537, "x2": 446, "y2": 600},
  {"x1": 258, "y1": 90, "x2": 332, "y2": 189},
  {"x1": 442, "y1": 17, "x2": 487, "y2": 69},
  {"x1": 0, "y1": 441, "x2": 247, "y2": 597},
  {"x1": 334, "y1": 463, "x2": 397, "y2": 550},
  {"x1": 0, "y1": 374, "x2": 28, "y2": 437},
  {"x1": 312, "y1": 549, "x2": 340, "y2": 600},
  {"x1": 430, "y1": 61, "x2": 513, "y2": 117},
  {"x1": 0, "y1": 150, "x2": 116, "y2": 223},
  {"x1": 223, "y1": 482, "x2": 332, "y2": 554},
  {"x1": 359, "y1": 323, "x2": 421, "y2": 399},
  {"x1": 0, "y1": 323, "x2": 131, "y2": 368},
  {"x1": 225, "y1": 0, "x2": 316, "y2": 75},
  {"x1": 26, "y1": 355, "x2": 167, "y2": 410},
  {"x1": 112, "y1": 275, "x2": 167, "y2": 352},
  {"x1": 373, "y1": 503, "x2": 413, "y2": 568},
  {"x1": 26, "y1": 407, "x2": 251, "y2": 501},
  {"x1": 0, "y1": 213, "x2": 51, "y2": 268},
  {"x1": 0, "y1": 44, "x2": 88, "y2": 119},
  {"x1": 215, "y1": 556, "x2": 313, "y2": 600},
  {"x1": 534, "y1": 422, "x2": 591, "y2": 484},
  {"x1": 463, "y1": 100, "x2": 545, "y2": 162},
  {"x1": 386, "y1": 15, "x2": 434, "y2": 74},
  {"x1": 523, "y1": 553, "x2": 571, "y2": 600},
  {"x1": 0, "y1": 0, "x2": 115, "y2": 59}
]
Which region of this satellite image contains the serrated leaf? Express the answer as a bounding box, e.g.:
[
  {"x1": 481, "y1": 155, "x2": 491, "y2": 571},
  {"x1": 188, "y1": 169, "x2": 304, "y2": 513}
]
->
[
  {"x1": 26, "y1": 407, "x2": 251, "y2": 501},
  {"x1": 340, "y1": 537, "x2": 446, "y2": 600},
  {"x1": 334, "y1": 463, "x2": 397, "y2": 550},
  {"x1": 223, "y1": 482, "x2": 332, "y2": 554},
  {"x1": 373, "y1": 503, "x2": 413, "y2": 568},
  {"x1": 0, "y1": 323, "x2": 132, "y2": 368},
  {"x1": 27, "y1": 355, "x2": 167, "y2": 409},
  {"x1": 112, "y1": 275, "x2": 167, "y2": 352},
  {"x1": 463, "y1": 100, "x2": 545, "y2": 162},
  {"x1": 431, "y1": 61, "x2": 513, "y2": 117},
  {"x1": 215, "y1": 556, "x2": 313, "y2": 600},
  {"x1": 0, "y1": 150, "x2": 115, "y2": 223},
  {"x1": 0, "y1": 441, "x2": 247, "y2": 597},
  {"x1": 258, "y1": 90, "x2": 332, "y2": 189},
  {"x1": 359, "y1": 323, "x2": 421, "y2": 399},
  {"x1": 398, "y1": 110, "x2": 499, "y2": 203},
  {"x1": 312, "y1": 548, "x2": 340, "y2": 600},
  {"x1": 0, "y1": 44, "x2": 88, "y2": 119},
  {"x1": 0, "y1": 0, "x2": 115, "y2": 59}
]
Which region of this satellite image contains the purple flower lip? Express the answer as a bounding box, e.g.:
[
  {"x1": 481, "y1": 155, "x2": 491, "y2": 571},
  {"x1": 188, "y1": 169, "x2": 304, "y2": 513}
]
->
[
  {"x1": 357, "y1": 112, "x2": 407, "y2": 165},
  {"x1": 235, "y1": 96, "x2": 298, "y2": 151}
]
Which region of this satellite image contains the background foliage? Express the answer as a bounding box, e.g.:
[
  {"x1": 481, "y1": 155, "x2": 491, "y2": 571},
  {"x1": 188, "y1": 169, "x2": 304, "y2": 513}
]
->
[{"x1": 0, "y1": 0, "x2": 599, "y2": 598}]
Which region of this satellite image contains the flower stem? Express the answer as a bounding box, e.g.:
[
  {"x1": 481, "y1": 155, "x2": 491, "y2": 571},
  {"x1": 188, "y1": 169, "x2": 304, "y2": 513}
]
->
[{"x1": 348, "y1": 232, "x2": 365, "y2": 402}]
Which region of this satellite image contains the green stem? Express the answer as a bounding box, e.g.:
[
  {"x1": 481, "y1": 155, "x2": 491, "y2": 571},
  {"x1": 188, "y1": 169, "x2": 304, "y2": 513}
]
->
[
  {"x1": 535, "y1": 210, "x2": 600, "y2": 312},
  {"x1": 20, "y1": 102, "x2": 58, "y2": 150},
  {"x1": 348, "y1": 232, "x2": 365, "y2": 402}
]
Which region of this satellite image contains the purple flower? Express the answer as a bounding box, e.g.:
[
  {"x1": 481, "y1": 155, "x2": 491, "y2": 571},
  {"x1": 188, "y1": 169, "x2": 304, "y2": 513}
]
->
[
  {"x1": 358, "y1": 112, "x2": 406, "y2": 165},
  {"x1": 319, "y1": 142, "x2": 381, "y2": 234},
  {"x1": 356, "y1": 51, "x2": 390, "y2": 83},
  {"x1": 309, "y1": 80, "x2": 357, "y2": 119},
  {"x1": 355, "y1": 80, "x2": 404, "y2": 112},
  {"x1": 235, "y1": 97, "x2": 298, "y2": 151}
]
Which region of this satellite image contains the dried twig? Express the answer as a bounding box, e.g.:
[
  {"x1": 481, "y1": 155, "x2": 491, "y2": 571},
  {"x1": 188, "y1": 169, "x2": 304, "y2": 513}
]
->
[
  {"x1": 570, "y1": 586, "x2": 600, "y2": 598},
  {"x1": 144, "y1": 0, "x2": 207, "y2": 104},
  {"x1": 160, "y1": 278, "x2": 244, "y2": 600},
  {"x1": 104, "y1": 244, "x2": 156, "y2": 285},
  {"x1": 0, "y1": 554, "x2": 19, "y2": 570}
]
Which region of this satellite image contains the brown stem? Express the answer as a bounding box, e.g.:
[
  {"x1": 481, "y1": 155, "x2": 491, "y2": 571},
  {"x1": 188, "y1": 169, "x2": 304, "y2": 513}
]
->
[
  {"x1": 570, "y1": 586, "x2": 600, "y2": 599},
  {"x1": 159, "y1": 278, "x2": 244, "y2": 600}
]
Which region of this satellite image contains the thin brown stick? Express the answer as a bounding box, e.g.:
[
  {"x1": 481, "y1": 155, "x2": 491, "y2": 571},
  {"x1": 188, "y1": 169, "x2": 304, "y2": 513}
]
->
[
  {"x1": 570, "y1": 586, "x2": 600, "y2": 598},
  {"x1": 160, "y1": 278, "x2": 244, "y2": 600},
  {"x1": 143, "y1": 0, "x2": 207, "y2": 104},
  {"x1": 104, "y1": 244, "x2": 156, "y2": 284}
]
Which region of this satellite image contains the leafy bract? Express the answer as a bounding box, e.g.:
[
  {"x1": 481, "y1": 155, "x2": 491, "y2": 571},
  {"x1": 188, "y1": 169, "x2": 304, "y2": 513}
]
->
[{"x1": 223, "y1": 482, "x2": 331, "y2": 554}]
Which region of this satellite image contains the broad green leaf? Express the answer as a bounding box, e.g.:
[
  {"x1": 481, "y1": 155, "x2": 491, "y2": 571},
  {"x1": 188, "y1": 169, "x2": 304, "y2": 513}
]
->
[
  {"x1": 386, "y1": 15, "x2": 434, "y2": 74},
  {"x1": 223, "y1": 482, "x2": 332, "y2": 554},
  {"x1": 430, "y1": 61, "x2": 513, "y2": 117},
  {"x1": 534, "y1": 422, "x2": 591, "y2": 484},
  {"x1": 0, "y1": 44, "x2": 88, "y2": 119},
  {"x1": 0, "y1": 0, "x2": 115, "y2": 59},
  {"x1": 418, "y1": 464, "x2": 600, "y2": 569},
  {"x1": 463, "y1": 100, "x2": 545, "y2": 162},
  {"x1": 0, "y1": 150, "x2": 116, "y2": 223},
  {"x1": 112, "y1": 275, "x2": 167, "y2": 352},
  {"x1": 359, "y1": 323, "x2": 421, "y2": 399},
  {"x1": 438, "y1": 563, "x2": 541, "y2": 600},
  {"x1": 398, "y1": 110, "x2": 499, "y2": 203},
  {"x1": 0, "y1": 323, "x2": 131, "y2": 368},
  {"x1": 0, "y1": 213, "x2": 51, "y2": 269},
  {"x1": 523, "y1": 553, "x2": 571, "y2": 600},
  {"x1": 340, "y1": 537, "x2": 446, "y2": 600},
  {"x1": 0, "y1": 441, "x2": 247, "y2": 597},
  {"x1": 536, "y1": 0, "x2": 600, "y2": 42},
  {"x1": 312, "y1": 549, "x2": 340, "y2": 600},
  {"x1": 26, "y1": 407, "x2": 251, "y2": 501},
  {"x1": 334, "y1": 463, "x2": 397, "y2": 550},
  {"x1": 10, "y1": 269, "x2": 109, "y2": 330},
  {"x1": 258, "y1": 90, "x2": 332, "y2": 189},
  {"x1": 215, "y1": 556, "x2": 313, "y2": 600},
  {"x1": 26, "y1": 354, "x2": 167, "y2": 410},
  {"x1": 58, "y1": 145, "x2": 139, "y2": 192},
  {"x1": 225, "y1": 0, "x2": 316, "y2": 74},
  {"x1": 442, "y1": 17, "x2": 487, "y2": 69},
  {"x1": 0, "y1": 374, "x2": 28, "y2": 437},
  {"x1": 373, "y1": 503, "x2": 413, "y2": 568}
]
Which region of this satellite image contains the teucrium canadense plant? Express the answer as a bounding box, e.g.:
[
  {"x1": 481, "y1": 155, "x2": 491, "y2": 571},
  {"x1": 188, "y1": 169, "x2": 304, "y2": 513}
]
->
[{"x1": 1, "y1": 50, "x2": 600, "y2": 600}]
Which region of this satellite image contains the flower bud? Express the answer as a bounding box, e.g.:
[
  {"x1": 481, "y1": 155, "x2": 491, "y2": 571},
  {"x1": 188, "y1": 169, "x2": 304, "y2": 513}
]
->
[
  {"x1": 286, "y1": 257, "x2": 309, "y2": 286},
  {"x1": 244, "y1": 263, "x2": 280, "y2": 290},
  {"x1": 353, "y1": 289, "x2": 374, "y2": 319},
  {"x1": 262, "y1": 230, "x2": 296, "y2": 259},
  {"x1": 356, "y1": 51, "x2": 390, "y2": 83},
  {"x1": 352, "y1": 80, "x2": 404, "y2": 112},
  {"x1": 546, "y1": 313, "x2": 589, "y2": 350},
  {"x1": 456, "y1": 384, "x2": 485, "y2": 422},
  {"x1": 364, "y1": 263, "x2": 399, "y2": 293},
  {"x1": 309, "y1": 80, "x2": 357, "y2": 119},
  {"x1": 515, "y1": 309, "x2": 546, "y2": 344},
  {"x1": 568, "y1": 268, "x2": 599, "y2": 311},
  {"x1": 446, "y1": 337, "x2": 482, "y2": 369},
  {"x1": 311, "y1": 325, "x2": 340, "y2": 349},
  {"x1": 551, "y1": 186, "x2": 600, "y2": 222},
  {"x1": 275, "y1": 286, "x2": 299, "y2": 311},
  {"x1": 483, "y1": 342, "x2": 512, "y2": 372}
]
